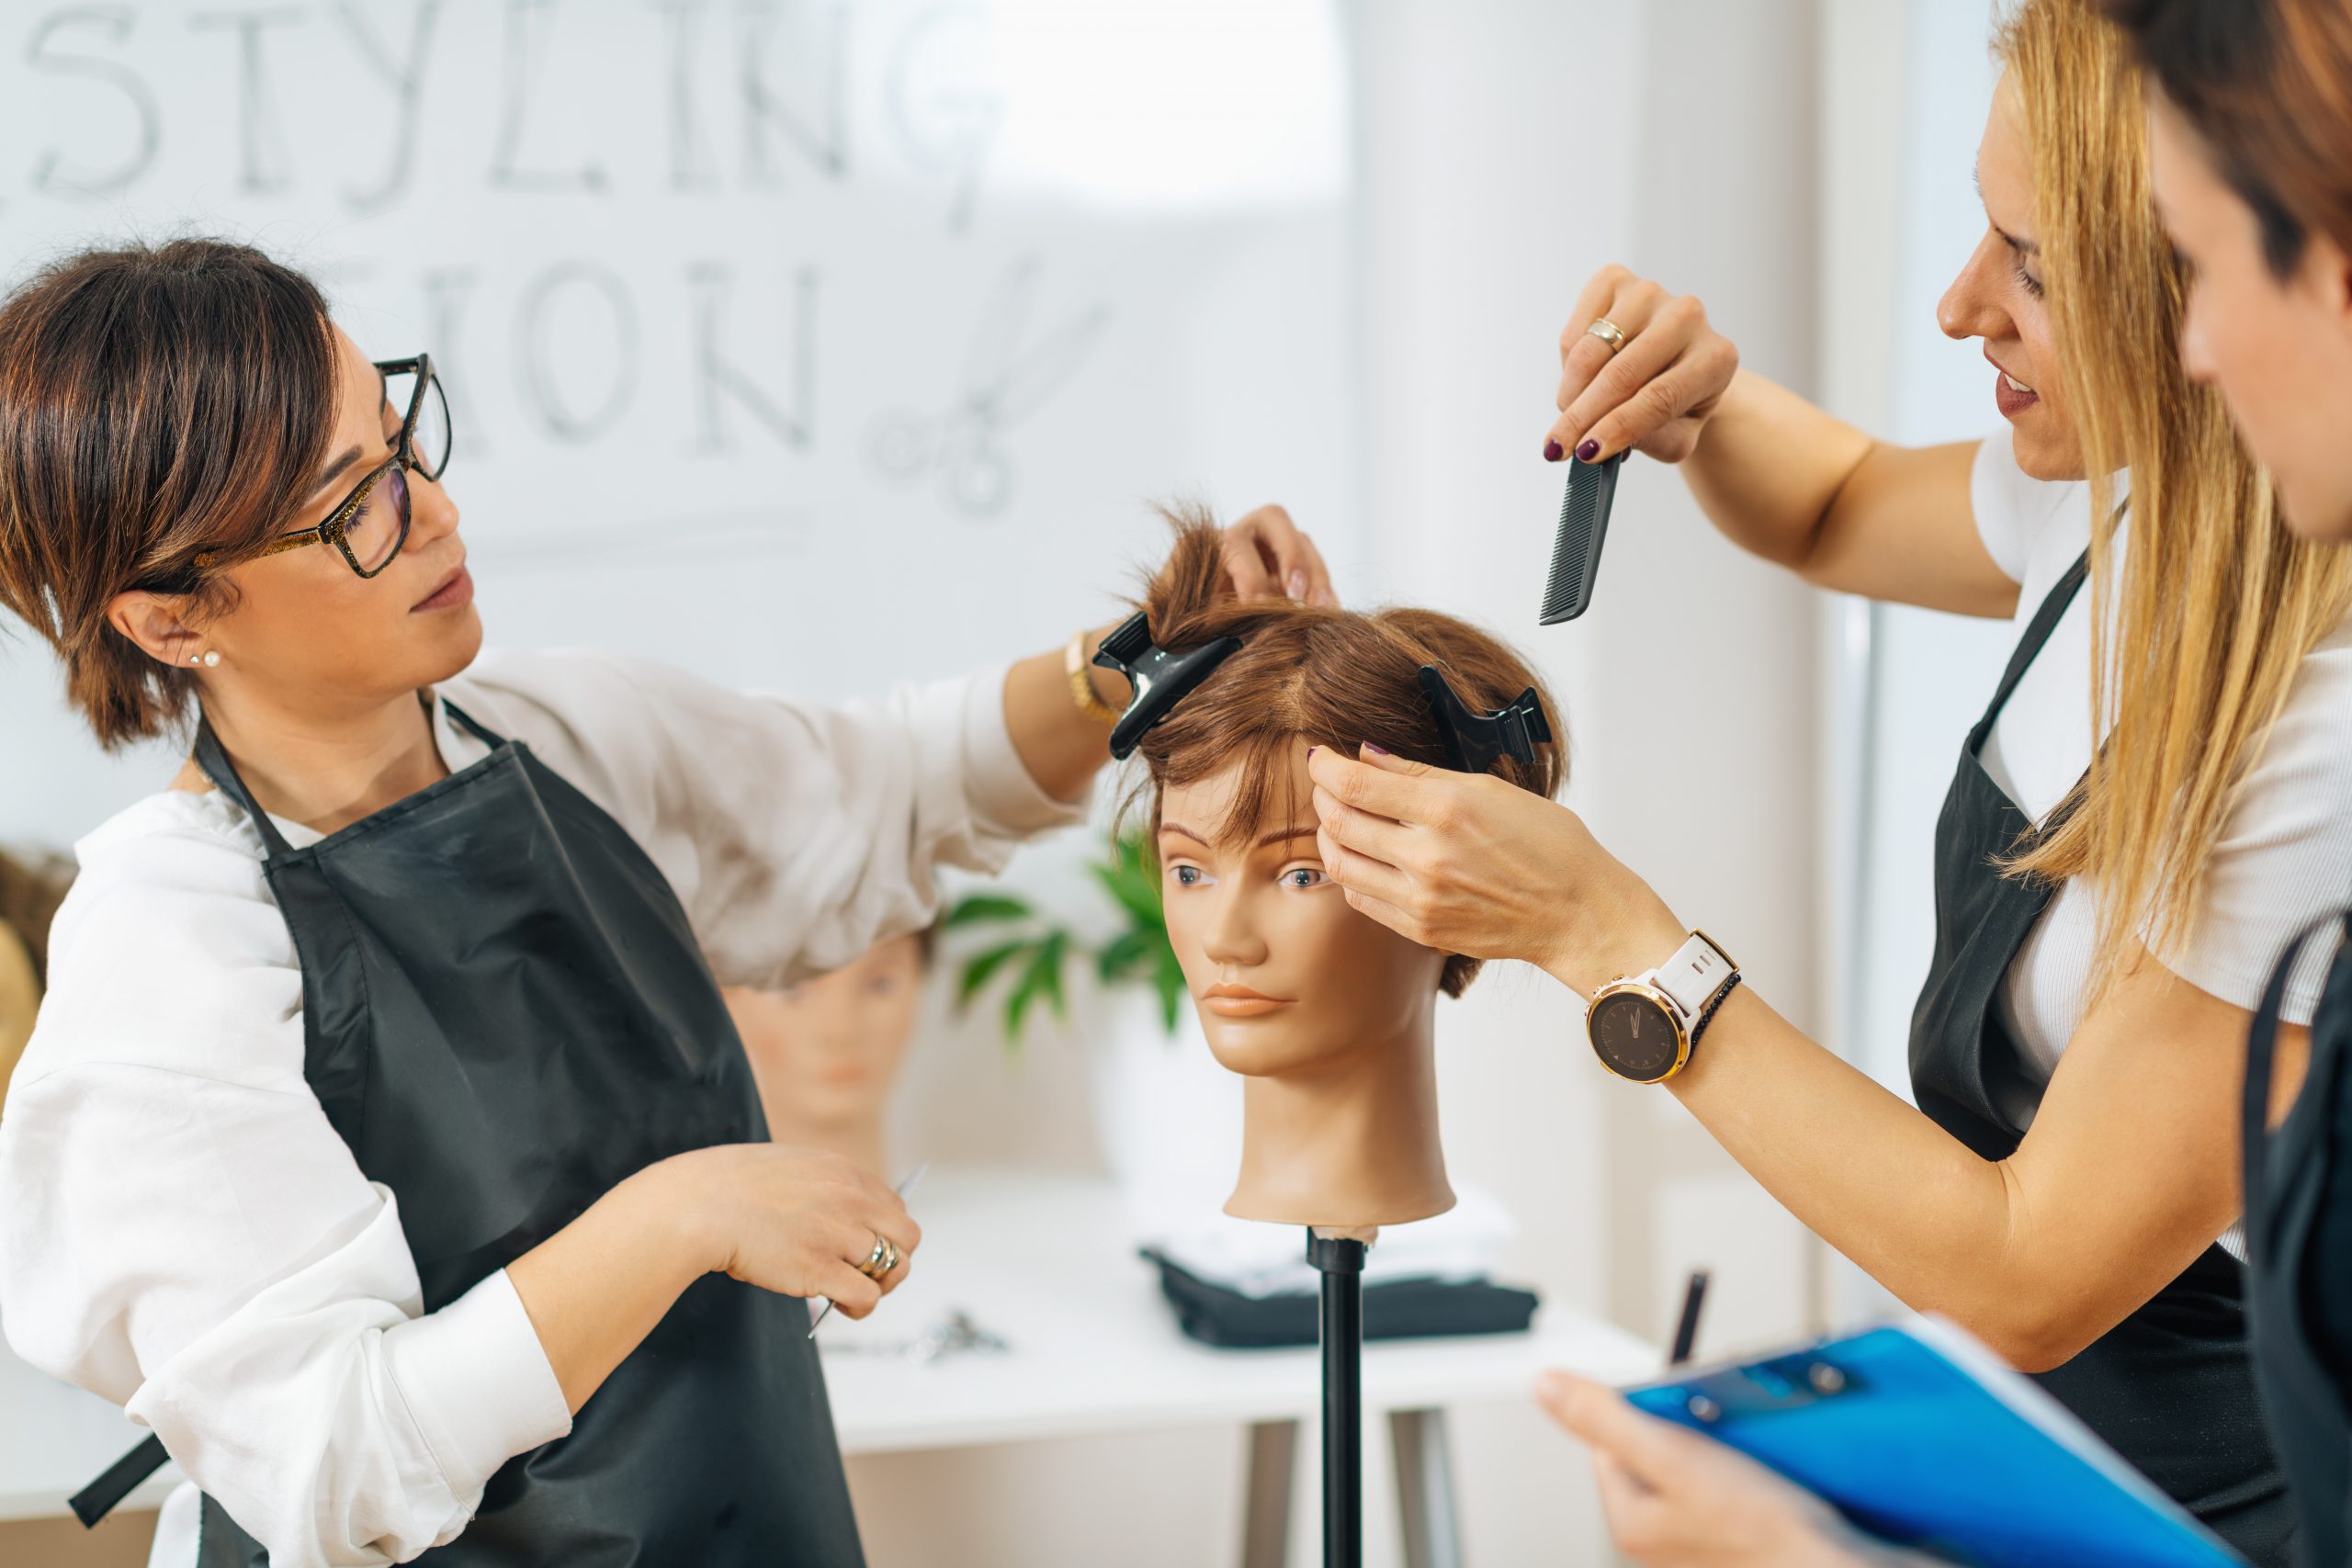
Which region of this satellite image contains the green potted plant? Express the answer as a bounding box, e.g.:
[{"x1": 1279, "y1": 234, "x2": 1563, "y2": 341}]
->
[
  {"x1": 943, "y1": 827, "x2": 1238, "y2": 1224},
  {"x1": 943, "y1": 826, "x2": 1188, "y2": 1046}
]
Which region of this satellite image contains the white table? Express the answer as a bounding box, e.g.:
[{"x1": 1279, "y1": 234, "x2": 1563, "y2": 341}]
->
[
  {"x1": 3, "y1": 1166, "x2": 1658, "y2": 1564},
  {"x1": 818, "y1": 1167, "x2": 1659, "y2": 1567}
]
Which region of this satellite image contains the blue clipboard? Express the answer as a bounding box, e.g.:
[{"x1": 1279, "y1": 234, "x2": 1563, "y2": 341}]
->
[{"x1": 1624, "y1": 1314, "x2": 2246, "y2": 1568}]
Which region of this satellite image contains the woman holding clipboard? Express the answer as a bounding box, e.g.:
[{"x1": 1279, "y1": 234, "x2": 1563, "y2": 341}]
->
[{"x1": 1531, "y1": 0, "x2": 2352, "y2": 1562}]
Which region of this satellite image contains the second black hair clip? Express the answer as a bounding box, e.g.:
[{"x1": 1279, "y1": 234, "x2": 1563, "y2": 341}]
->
[{"x1": 1417, "y1": 666, "x2": 1551, "y2": 774}]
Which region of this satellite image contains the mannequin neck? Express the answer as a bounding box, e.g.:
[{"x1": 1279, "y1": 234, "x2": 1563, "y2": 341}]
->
[{"x1": 1225, "y1": 1006, "x2": 1452, "y2": 1230}]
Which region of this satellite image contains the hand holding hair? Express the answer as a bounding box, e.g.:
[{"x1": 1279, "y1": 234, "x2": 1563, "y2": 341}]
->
[
  {"x1": 1216, "y1": 502, "x2": 1340, "y2": 605},
  {"x1": 1306, "y1": 743, "x2": 1682, "y2": 998},
  {"x1": 1001, "y1": 502, "x2": 1336, "y2": 803}
]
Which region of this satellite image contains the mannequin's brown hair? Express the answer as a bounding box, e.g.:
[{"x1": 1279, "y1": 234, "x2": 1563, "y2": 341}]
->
[{"x1": 1128, "y1": 508, "x2": 1564, "y2": 997}]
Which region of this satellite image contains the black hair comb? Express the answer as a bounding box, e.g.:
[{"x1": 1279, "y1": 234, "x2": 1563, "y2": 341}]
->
[
  {"x1": 1092, "y1": 610, "x2": 1245, "y2": 761},
  {"x1": 1417, "y1": 665, "x2": 1552, "y2": 774},
  {"x1": 1540, "y1": 453, "x2": 1623, "y2": 624}
]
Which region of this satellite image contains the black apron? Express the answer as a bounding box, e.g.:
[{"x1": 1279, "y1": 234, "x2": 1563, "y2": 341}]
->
[
  {"x1": 72, "y1": 697, "x2": 865, "y2": 1565},
  {"x1": 1907, "y1": 548, "x2": 2292, "y2": 1564},
  {"x1": 2244, "y1": 908, "x2": 2352, "y2": 1567}
]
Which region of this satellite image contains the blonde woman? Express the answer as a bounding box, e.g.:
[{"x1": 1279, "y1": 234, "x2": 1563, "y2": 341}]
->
[{"x1": 1305, "y1": 0, "x2": 2352, "y2": 1562}]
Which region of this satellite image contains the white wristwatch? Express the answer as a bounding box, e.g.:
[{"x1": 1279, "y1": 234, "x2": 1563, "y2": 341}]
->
[{"x1": 1585, "y1": 931, "x2": 1741, "y2": 1084}]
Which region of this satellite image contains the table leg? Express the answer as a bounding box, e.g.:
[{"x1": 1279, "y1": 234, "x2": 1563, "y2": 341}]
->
[
  {"x1": 1240, "y1": 1417, "x2": 1298, "y2": 1568},
  {"x1": 1389, "y1": 1407, "x2": 1464, "y2": 1568}
]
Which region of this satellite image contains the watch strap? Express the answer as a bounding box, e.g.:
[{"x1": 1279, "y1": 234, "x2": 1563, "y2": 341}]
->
[{"x1": 1654, "y1": 931, "x2": 1737, "y2": 1019}]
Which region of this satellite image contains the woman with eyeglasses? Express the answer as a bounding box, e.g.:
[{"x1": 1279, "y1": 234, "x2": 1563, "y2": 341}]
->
[{"x1": 0, "y1": 239, "x2": 1333, "y2": 1567}]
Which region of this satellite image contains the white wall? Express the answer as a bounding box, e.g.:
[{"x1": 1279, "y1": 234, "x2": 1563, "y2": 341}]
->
[
  {"x1": 1840, "y1": 0, "x2": 2013, "y2": 1100},
  {"x1": 1816, "y1": 0, "x2": 2053, "y2": 1328},
  {"x1": 0, "y1": 0, "x2": 1369, "y2": 835}
]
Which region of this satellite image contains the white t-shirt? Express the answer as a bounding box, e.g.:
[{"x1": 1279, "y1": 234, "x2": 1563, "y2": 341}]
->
[
  {"x1": 1969, "y1": 424, "x2": 2352, "y2": 1131},
  {"x1": 0, "y1": 649, "x2": 1084, "y2": 1568}
]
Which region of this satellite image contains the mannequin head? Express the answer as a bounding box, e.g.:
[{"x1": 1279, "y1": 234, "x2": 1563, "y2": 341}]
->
[
  {"x1": 1131, "y1": 513, "x2": 1563, "y2": 1226},
  {"x1": 725, "y1": 929, "x2": 932, "y2": 1179}
]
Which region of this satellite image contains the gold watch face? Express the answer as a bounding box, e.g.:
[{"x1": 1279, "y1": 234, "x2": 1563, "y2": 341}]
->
[{"x1": 1589, "y1": 986, "x2": 1688, "y2": 1083}]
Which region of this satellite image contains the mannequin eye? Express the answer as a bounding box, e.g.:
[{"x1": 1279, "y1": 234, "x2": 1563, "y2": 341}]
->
[{"x1": 1280, "y1": 866, "x2": 1329, "y2": 889}]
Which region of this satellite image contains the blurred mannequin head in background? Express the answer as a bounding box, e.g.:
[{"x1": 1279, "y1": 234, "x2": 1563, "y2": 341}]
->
[{"x1": 726, "y1": 928, "x2": 933, "y2": 1180}]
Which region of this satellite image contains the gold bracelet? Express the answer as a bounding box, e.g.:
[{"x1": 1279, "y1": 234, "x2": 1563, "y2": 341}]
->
[{"x1": 1067, "y1": 629, "x2": 1122, "y2": 724}]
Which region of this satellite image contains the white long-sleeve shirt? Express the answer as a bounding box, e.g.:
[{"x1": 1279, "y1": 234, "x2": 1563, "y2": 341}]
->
[{"x1": 0, "y1": 649, "x2": 1085, "y2": 1567}]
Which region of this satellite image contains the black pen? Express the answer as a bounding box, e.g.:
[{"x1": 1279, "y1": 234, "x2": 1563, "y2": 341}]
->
[{"x1": 1669, "y1": 1269, "x2": 1710, "y2": 1368}]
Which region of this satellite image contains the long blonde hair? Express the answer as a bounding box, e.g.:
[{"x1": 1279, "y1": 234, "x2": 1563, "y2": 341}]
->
[{"x1": 1999, "y1": 0, "x2": 2352, "y2": 992}]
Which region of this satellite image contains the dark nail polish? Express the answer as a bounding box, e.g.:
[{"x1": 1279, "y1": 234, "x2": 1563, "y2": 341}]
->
[
  {"x1": 1576, "y1": 439, "x2": 1600, "y2": 462},
  {"x1": 1306, "y1": 746, "x2": 1319, "y2": 758},
  {"x1": 1364, "y1": 742, "x2": 1391, "y2": 756},
  {"x1": 1543, "y1": 438, "x2": 1564, "y2": 462}
]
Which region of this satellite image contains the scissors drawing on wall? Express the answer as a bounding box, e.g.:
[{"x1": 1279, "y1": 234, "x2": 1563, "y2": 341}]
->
[{"x1": 868, "y1": 256, "x2": 1112, "y2": 519}]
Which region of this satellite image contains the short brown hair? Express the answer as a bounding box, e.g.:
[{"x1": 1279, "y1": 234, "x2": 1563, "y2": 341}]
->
[
  {"x1": 1128, "y1": 508, "x2": 1566, "y2": 998},
  {"x1": 0, "y1": 238, "x2": 338, "y2": 747},
  {"x1": 2101, "y1": 0, "x2": 2352, "y2": 276}
]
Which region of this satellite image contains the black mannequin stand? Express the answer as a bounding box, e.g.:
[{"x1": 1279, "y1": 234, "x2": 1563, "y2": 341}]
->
[{"x1": 1306, "y1": 1229, "x2": 1367, "y2": 1568}]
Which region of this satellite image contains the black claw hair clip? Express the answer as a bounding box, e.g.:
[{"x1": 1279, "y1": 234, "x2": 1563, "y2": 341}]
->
[
  {"x1": 1417, "y1": 665, "x2": 1552, "y2": 774},
  {"x1": 1092, "y1": 610, "x2": 1245, "y2": 761}
]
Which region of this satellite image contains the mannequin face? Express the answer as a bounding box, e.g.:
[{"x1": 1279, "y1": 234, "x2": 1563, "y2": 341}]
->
[
  {"x1": 2148, "y1": 96, "x2": 2352, "y2": 541},
  {"x1": 1157, "y1": 740, "x2": 1447, "y2": 1078},
  {"x1": 727, "y1": 933, "x2": 924, "y2": 1137},
  {"x1": 1938, "y1": 73, "x2": 2086, "y2": 481}
]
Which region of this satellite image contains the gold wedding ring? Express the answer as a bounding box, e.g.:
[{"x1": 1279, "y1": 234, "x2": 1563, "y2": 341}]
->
[
  {"x1": 858, "y1": 1233, "x2": 899, "y2": 1280},
  {"x1": 1586, "y1": 318, "x2": 1628, "y2": 355}
]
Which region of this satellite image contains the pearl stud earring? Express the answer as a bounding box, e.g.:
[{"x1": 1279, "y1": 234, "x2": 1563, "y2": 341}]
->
[{"x1": 190, "y1": 650, "x2": 220, "y2": 668}]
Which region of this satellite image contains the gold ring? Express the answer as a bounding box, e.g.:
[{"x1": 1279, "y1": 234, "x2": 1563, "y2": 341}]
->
[
  {"x1": 858, "y1": 1235, "x2": 896, "y2": 1280},
  {"x1": 1586, "y1": 318, "x2": 1628, "y2": 355}
]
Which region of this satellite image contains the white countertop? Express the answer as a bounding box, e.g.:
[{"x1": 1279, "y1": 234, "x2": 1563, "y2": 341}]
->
[
  {"x1": 0, "y1": 1164, "x2": 1657, "y2": 1521},
  {"x1": 817, "y1": 1165, "x2": 1659, "y2": 1451}
]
